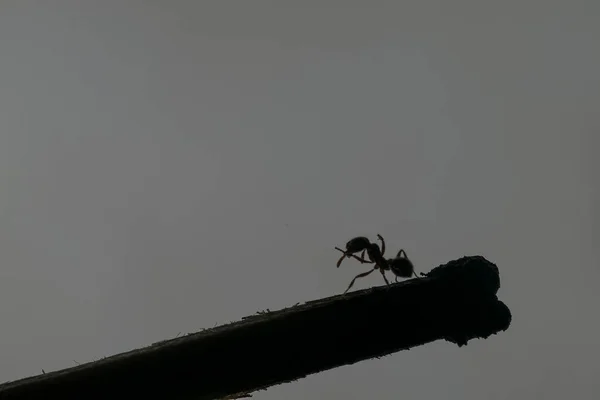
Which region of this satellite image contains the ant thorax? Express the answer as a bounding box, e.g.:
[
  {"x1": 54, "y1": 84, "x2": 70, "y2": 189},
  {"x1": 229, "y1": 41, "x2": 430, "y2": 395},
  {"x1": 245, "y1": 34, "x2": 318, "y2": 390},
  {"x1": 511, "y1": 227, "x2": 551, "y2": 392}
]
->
[{"x1": 366, "y1": 244, "x2": 382, "y2": 262}]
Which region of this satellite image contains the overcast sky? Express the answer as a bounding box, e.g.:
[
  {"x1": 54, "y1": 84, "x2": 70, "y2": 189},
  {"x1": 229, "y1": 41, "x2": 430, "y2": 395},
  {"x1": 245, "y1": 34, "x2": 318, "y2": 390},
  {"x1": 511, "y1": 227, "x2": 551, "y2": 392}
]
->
[{"x1": 1, "y1": 1, "x2": 598, "y2": 399}]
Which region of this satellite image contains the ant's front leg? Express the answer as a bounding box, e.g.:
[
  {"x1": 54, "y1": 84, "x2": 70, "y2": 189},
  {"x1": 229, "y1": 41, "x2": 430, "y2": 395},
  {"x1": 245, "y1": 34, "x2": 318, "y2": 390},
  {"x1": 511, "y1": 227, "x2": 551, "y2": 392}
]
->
[
  {"x1": 335, "y1": 248, "x2": 362, "y2": 267},
  {"x1": 350, "y1": 250, "x2": 373, "y2": 264},
  {"x1": 377, "y1": 234, "x2": 386, "y2": 257},
  {"x1": 334, "y1": 247, "x2": 374, "y2": 264}
]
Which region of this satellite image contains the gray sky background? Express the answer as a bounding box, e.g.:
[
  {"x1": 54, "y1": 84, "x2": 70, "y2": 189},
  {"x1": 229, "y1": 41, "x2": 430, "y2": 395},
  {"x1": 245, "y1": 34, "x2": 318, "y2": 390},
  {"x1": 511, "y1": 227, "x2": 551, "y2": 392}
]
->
[{"x1": 1, "y1": 1, "x2": 598, "y2": 398}]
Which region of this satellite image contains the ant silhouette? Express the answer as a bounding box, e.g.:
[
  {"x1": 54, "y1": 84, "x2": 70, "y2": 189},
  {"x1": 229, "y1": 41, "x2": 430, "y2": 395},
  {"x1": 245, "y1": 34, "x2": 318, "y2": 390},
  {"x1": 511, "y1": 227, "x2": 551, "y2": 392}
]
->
[{"x1": 334, "y1": 234, "x2": 419, "y2": 294}]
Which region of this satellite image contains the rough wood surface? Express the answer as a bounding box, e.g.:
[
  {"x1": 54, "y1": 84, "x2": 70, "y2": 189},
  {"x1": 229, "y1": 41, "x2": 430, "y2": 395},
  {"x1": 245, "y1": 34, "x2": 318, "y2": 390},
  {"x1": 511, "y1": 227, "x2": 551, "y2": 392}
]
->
[{"x1": 0, "y1": 255, "x2": 511, "y2": 400}]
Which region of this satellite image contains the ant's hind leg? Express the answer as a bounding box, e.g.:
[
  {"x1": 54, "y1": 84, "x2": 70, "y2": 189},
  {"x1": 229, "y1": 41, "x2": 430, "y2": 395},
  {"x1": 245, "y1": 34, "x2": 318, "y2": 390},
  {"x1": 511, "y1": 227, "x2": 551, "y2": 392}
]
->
[
  {"x1": 397, "y1": 249, "x2": 407, "y2": 258},
  {"x1": 377, "y1": 234, "x2": 386, "y2": 256},
  {"x1": 343, "y1": 268, "x2": 376, "y2": 294},
  {"x1": 379, "y1": 270, "x2": 390, "y2": 285}
]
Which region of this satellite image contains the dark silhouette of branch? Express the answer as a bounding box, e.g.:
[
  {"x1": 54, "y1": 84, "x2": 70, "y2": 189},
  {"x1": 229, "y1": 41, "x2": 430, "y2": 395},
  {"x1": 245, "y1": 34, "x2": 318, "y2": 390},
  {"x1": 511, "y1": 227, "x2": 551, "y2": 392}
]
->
[{"x1": 0, "y1": 255, "x2": 511, "y2": 399}]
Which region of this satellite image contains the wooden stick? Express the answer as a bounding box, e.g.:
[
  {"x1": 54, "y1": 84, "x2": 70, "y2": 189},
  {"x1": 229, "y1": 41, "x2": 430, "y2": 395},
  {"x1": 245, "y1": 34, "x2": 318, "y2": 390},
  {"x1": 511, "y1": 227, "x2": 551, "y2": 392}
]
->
[{"x1": 0, "y1": 256, "x2": 511, "y2": 400}]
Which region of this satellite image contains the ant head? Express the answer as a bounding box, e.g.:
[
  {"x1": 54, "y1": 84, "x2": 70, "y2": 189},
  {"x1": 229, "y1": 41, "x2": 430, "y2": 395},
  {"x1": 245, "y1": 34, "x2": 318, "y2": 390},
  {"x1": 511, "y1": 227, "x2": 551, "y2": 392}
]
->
[
  {"x1": 345, "y1": 236, "x2": 371, "y2": 253},
  {"x1": 389, "y1": 257, "x2": 414, "y2": 278}
]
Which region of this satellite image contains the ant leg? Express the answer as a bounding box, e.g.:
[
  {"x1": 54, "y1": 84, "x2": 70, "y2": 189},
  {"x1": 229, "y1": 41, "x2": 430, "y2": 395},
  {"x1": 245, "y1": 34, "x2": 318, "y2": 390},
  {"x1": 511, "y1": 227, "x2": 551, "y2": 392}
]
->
[
  {"x1": 379, "y1": 270, "x2": 390, "y2": 285},
  {"x1": 349, "y1": 249, "x2": 373, "y2": 264},
  {"x1": 377, "y1": 234, "x2": 386, "y2": 257},
  {"x1": 413, "y1": 271, "x2": 420, "y2": 278},
  {"x1": 335, "y1": 247, "x2": 374, "y2": 265},
  {"x1": 350, "y1": 253, "x2": 373, "y2": 264},
  {"x1": 343, "y1": 268, "x2": 376, "y2": 294}
]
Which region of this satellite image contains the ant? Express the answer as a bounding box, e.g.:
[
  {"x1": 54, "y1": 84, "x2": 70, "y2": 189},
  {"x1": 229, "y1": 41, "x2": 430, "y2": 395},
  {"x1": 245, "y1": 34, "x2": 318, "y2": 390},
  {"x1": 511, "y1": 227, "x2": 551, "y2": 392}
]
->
[{"x1": 334, "y1": 234, "x2": 419, "y2": 294}]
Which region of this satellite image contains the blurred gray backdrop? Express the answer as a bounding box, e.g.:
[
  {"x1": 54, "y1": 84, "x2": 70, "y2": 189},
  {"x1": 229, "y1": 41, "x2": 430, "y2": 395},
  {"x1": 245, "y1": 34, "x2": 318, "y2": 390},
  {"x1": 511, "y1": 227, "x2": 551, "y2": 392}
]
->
[{"x1": 1, "y1": 1, "x2": 598, "y2": 399}]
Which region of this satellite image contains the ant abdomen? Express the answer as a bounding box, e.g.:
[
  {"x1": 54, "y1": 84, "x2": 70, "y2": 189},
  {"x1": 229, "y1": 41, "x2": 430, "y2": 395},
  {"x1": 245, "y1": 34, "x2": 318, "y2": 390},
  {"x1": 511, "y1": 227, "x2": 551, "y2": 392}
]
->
[{"x1": 389, "y1": 258, "x2": 414, "y2": 278}]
